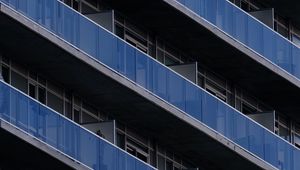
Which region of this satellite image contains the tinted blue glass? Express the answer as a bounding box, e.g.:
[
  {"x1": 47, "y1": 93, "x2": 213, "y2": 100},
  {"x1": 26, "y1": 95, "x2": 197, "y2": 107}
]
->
[
  {"x1": 0, "y1": 84, "x2": 10, "y2": 121},
  {"x1": 225, "y1": 107, "x2": 234, "y2": 139},
  {"x1": 99, "y1": 140, "x2": 117, "y2": 170},
  {"x1": 168, "y1": 71, "x2": 185, "y2": 110},
  {"x1": 9, "y1": 90, "x2": 18, "y2": 124},
  {"x1": 292, "y1": 46, "x2": 300, "y2": 77},
  {"x1": 28, "y1": 99, "x2": 38, "y2": 135},
  {"x1": 248, "y1": 17, "x2": 263, "y2": 54},
  {"x1": 147, "y1": 58, "x2": 154, "y2": 91},
  {"x1": 117, "y1": 150, "x2": 126, "y2": 170},
  {"x1": 79, "y1": 129, "x2": 99, "y2": 169},
  {"x1": 125, "y1": 44, "x2": 136, "y2": 81},
  {"x1": 137, "y1": 160, "x2": 151, "y2": 170},
  {"x1": 275, "y1": 37, "x2": 292, "y2": 72},
  {"x1": 216, "y1": 101, "x2": 226, "y2": 135},
  {"x1": 17, "y1": 93, "x2": 28, "y2": 131},
  {"x1": 117, "y1": 39, "x2": 126, "y2": 74},
  {"x1": 233, "y1": 113, "x2": 248, "y2": 149},
  {"x1": 278, "y1": 140, "x2": 292, "y2": 170},
  {"x1": 233, "y1": 7, "x2": 247, "y2": 44},
  {"x1": 98, "y1": 28, "x2": 114, "y2": 67},
  {"x1": 205, "y1": 0, "x2": 217, "y2": 25},
  {"x1": 62, "y1": 118, "x2": 78, "y2": 158},
  {"x1": 38, "y1": 105, "x2": 47, "y2": 142},
  {"x1": 61, "y1": 6, "x2": 79, "y2": 45},
  {"x1": 264, "y1": 130, "x2": 278, "y2": 166},
  {"x1": 202, "y1": 93, "x2": 218, "y2": 129},
  {"x1": 223, "y1": 1, "x2": 234, "y2": 35},
  {"x1": 79, "y1": 17, "x2": 98, "y2": 58},
  {"x1": 44, "y1": 0, "x2": 56, "y2": 31},
  {"x1": 248, "y1": 120, "x2": 264, "y2": 158},
  {"x1": 152, "y1": 62, "x2": 168, "y2": 100},
  {"x1": 136, "y1": 50, "x2": 148, "y2": 88},
  {"x1": 262, "y1": 26, "x2": 275, "y2": 61},
  {"x1": 293, "y1": 148, "x2": 300, "y2": 170},
  {"x1": 45, "y1": 108, "x2": 59, "y2": 147},
  {"x1": 185, "y1": 82, "x2": 202, "y2": 120},
  {"x1": 126, "y1": 153, "x2": 137, "y2": 170},
  {"x1": 18, "y1": 0, "x2": 27, "y2": 14}
]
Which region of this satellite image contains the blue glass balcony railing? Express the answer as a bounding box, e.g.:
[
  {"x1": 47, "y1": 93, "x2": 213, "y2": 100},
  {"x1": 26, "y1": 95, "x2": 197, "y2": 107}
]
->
[
  {"x1": 0, "y1": 80, "x2": 155, "y2": 170},
  {"x1": 0, "y1": 0, "x2": 299, "y2": 169},
  {"x1": 176, "y1": 0, "x2": 300, "y2": 80}
]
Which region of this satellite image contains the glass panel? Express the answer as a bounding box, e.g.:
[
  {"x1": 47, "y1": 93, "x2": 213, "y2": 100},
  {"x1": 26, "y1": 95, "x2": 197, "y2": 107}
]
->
[
  {"x1": 11, "y1": 70, "x2": 28, "y2": 94},
  {"x1": 47, "y1": 91, "x2": 63, "y2": 114}
]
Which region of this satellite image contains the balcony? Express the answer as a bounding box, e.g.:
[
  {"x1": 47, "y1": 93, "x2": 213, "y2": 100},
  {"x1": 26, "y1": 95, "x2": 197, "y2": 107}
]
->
[
  {"x1": 101, "y1": 0, "x2": 300, "y2": 123},
  {"x1": 176, "y1": 0, "x2": 300, "y2": 85},
  {"x1": 0, "y1": 0, "x2": 299, "y2": 169},
  {"x1": 0, "y1": 80, "x2": 155, "y2": 170}
]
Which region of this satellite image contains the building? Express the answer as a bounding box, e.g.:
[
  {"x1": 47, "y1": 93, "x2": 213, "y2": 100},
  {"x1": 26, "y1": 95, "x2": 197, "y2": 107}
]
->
[{"x1": 0, "y1": 0, "x2": 299, "y2": 169}]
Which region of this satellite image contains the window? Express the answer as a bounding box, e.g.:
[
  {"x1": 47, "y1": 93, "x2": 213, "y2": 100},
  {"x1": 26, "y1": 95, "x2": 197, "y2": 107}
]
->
[
  {"x1": 126, "y1": 138, "x2": 148, "y2": 163},
  {"x1": 292, "y1": 33, "x2": 300, "y2": 47},
  {"x1": 82, "y1": 110, "x2": 98, "y2": 123},
  {"x1": 29, "y1": 83, "x2": 36, "y2": 98},
  {"x1": 205, "y1": 80, "x2": 227, "y2": 102},
  {"x1": 116, "y1": 132, "x2": 125, "y2": 149},
  {"x1": 73, "y1": 107, "x2": 80, "y2": 123},
  {"x1": 277, "y1": 115, "x2": 290, "y2": 141},
  {"x1": 47, "y1": 91, "x2": 63, "y2": 114},
  {"x1": 241, "y1": 102, "x2": 257, "y2": 115},
  {"x1": 293, "y1": 124, "x2": 300, "y2": 148},
  {"x1": 38, "y1": 86, "x2": 46, "y2": 104},
  {"x1": 115, "y1": 24, "x2": 124, "y2": 39},
  {"x1": 241, "y1": 1, "x2": 249, "y2": 11},
  {"x1": 125, "y1": 32, "x2": 148, "y2": 53},
  {"x1": 279, "y1": 125, "x2": 290, "y2": 141},
  {"x1": 11, "y1": 70, "x2": 28, "y2": 93},
  {"x1": 65, "y1": 101, "x2": 72, "y2": 119},
  {"x1": 1, "y1": 65, "x2": 9, "y2": 83}
]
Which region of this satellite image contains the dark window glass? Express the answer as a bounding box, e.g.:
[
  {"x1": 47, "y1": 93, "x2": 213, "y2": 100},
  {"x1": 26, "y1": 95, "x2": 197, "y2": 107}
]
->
[
  {"x1": 277, "y1": 24, "x2": 289, "y2": 38},
  {"x1": 74, "y1": 109, "x2": 80, "y2": 123},
  {"x1": 127, "y1": 146, "x2": 136, "y2": 156},
  {"x1": 38, "y1": 86, "x2": 46, "y2": 104},
  {"x1": 64, "y1": 0, "x2": 71, "y2": 6},
  {"x1": 137, "y1": 152, "x2": 148, "y2": 163},
  {"x1": 166, "y1": 161, "x2": 173, "y2": 170},
  {"x1": 2, "y1": 56, "x2": 9, "y2": 64},
  {"x1": 47, "y1": 91, "x2": 63, "y2": 114},
  {"x1": 81, "y1": 2, "x2": 97, "y2": 14},
  {"x1": 158, "y1": 155, "x2": 165, "y2": 170},
  {"x1": 29, "y1": 84, "x2": 36, "y2": 98},
  {"x1": 116, "y1": 133, "x2": 125, "y2": 149},
  {"x1": 82, "y1": 111, "x2": 97, "y2": 123},
  {"x1": 2, "y1": 65, "x2": 9, "y2": 83},
  {"x1": 241, "y1": 1, "x2": 248, "y2": 11},
  {"x1": 241, "y1": 103, "x2": 257, "y2": 115},
  {"x1": 279, "y1": 125, "x2": 290, "y2": 141},
  {"x1": 115, "y1": 24, "x2": 124, "y2": 39},
  {"x1": 29, "y1": 71, "x2": 37, "y2": 80},
  {"x1": 150, "y1": 150, "x2": 156, "y2": 167},
  {"x1": 65, "y1": 101, "x2": 72, "y2": 119},
  {"x1": 85, "y1": 0, "x2": 97, "y2": 7},
  {"x1": 157, "y1": 49, "x2": 164, "y2": 63},
  {"x1": 73, "y1": 1, "x2": 79, "y2": 11},
  {"x1": 11, "y1": 70, "x2": 28, "y2": 93}
]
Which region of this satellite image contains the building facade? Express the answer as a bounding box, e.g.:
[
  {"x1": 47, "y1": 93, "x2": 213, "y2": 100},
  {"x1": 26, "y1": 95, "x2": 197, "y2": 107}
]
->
[{"x1": 0, "y1": 0, "x2": 299, "y2": 169}]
